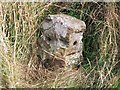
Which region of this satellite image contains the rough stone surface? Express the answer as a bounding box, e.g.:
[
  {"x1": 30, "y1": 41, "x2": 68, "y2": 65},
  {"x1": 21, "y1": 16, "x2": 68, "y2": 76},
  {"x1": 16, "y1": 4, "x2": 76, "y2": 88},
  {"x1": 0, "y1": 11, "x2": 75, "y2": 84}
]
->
[{"x1": 37, "y1": 14, "x2": 86, "y2": 70}]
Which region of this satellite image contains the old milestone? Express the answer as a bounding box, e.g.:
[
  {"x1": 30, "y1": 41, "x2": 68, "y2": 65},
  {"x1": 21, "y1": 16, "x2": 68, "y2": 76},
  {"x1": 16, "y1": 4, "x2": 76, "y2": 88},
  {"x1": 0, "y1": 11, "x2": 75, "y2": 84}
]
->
[{"x1": 37, "y1": 14, "x2": 86, "y2": 71}]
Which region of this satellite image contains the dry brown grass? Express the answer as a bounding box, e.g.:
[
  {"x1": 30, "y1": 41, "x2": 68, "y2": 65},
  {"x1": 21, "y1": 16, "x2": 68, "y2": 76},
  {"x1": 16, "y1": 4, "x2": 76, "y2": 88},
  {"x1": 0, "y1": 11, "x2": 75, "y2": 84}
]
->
[{"x1": 0, "y1": 2, "x2": 119, "y2": 88}]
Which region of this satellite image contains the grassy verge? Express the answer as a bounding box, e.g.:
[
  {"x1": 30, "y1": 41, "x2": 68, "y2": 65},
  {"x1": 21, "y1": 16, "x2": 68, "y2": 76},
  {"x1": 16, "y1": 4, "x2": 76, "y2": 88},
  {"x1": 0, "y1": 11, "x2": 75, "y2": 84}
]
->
[{"x1": 0, "y1": 2, "x2": 119, "y2": 88}]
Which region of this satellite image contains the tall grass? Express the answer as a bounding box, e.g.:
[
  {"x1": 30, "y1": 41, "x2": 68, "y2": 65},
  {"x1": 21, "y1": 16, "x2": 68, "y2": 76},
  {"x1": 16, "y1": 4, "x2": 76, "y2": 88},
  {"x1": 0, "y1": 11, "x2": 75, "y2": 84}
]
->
[{"x1": 0, "y1": 2, "x2": 119, "y2": 88}]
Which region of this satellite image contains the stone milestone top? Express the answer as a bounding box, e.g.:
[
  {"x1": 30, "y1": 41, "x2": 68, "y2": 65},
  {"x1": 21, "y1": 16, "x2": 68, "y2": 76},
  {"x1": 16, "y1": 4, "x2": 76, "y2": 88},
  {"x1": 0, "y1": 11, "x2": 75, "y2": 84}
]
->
[{"x1": 42, "y1": 14, "x2": 86, "y2": 38}]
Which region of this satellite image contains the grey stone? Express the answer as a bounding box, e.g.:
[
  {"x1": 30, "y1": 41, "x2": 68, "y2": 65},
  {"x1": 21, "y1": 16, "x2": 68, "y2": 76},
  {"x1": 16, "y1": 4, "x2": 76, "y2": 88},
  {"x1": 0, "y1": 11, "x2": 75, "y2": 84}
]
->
[{"x1": 37, "y1": 14, "x2": 86, "y2": 70}]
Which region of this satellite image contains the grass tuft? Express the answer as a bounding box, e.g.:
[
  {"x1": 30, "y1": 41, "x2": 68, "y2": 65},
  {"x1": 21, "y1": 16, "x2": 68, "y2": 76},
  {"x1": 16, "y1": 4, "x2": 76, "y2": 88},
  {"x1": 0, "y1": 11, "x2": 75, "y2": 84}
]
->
[{"x1": 0, "y1": 2, "x2": 119, "y2": 88}]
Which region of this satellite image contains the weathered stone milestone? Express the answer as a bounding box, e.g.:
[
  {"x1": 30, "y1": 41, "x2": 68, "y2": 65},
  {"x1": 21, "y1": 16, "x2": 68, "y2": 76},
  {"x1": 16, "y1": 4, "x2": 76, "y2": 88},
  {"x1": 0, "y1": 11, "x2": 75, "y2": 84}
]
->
[{"x1": 37, "y1": 14, "x2": 86, "y2": 70}]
